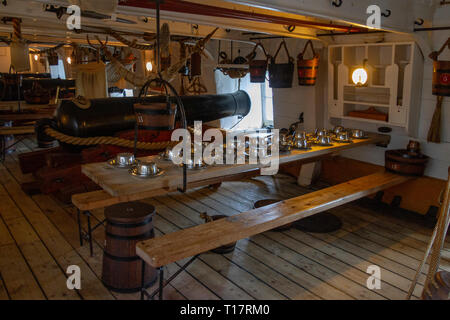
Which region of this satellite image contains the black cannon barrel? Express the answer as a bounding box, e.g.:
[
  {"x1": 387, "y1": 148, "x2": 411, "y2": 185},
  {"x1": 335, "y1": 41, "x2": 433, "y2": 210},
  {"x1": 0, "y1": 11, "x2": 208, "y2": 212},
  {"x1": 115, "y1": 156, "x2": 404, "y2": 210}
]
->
[{"x1": 54, "y1": 90, "x2": 251, "y2": 137}]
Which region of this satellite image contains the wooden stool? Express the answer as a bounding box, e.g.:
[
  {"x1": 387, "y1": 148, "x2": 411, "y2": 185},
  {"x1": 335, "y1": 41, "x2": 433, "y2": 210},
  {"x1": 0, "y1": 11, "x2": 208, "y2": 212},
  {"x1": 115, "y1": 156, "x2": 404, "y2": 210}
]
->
[{"x1": 102, "y1": 201, "x2": 157, "y2": 293}]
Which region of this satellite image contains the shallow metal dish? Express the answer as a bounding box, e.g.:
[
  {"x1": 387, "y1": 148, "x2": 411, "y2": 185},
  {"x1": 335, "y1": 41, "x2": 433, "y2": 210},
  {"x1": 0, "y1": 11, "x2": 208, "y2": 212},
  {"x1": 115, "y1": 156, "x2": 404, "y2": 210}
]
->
[
  {"x1": 129, "y1": 167, "x2": 165, "y2": 178},
  {"x1": 351, "y1": 129, "x2": 368, "y2": 139},
  {"x1": 183, "y1": 158, "x2": 208, "y2": 170},
  {"x1": 108, "y1": 157, "x2": 138, "y2": 168}
]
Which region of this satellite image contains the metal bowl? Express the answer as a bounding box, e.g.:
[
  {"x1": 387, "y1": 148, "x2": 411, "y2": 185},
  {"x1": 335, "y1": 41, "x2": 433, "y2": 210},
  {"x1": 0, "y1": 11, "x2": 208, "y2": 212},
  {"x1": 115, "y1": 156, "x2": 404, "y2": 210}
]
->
[
  {"x1": 333, "y1": 126, "x2": 345, "y2": 135},
  {"x1": 352, "y1": 129, "x2": 366, "y2": 139},
  {"x1": 108, "y1": 153, "x2": 136, "y2": 168},
  {"x1": 160, "y1": 147, "x2": 175, "y2": 161},
  {"x1": 293, "y1": 138, "x2": 311, "y2": 150},
  {"x1": 336, "y1": 132, "x2": 350, "y2": 141},
  {"x1": 184, "y1": 157, "x2": 207, "y2": 170},
  {"x1": 317, "y1": 135, "x2": 333, "y2": 146},
  {"x1": 294, "y1": 131, "x2": 307, "y2": 141},
  {"x1": 279, "y1": 140, "x2": 292, "y2": 153},
  {"x1": 135, "y1": 161, "x2": 159, "y2": 176},
  {"x1": 129, "y1": 161, "x2": 164, "y2": 178},
  {"x1": 316, "y1": 129, "x2": 329, "y2": 137}
]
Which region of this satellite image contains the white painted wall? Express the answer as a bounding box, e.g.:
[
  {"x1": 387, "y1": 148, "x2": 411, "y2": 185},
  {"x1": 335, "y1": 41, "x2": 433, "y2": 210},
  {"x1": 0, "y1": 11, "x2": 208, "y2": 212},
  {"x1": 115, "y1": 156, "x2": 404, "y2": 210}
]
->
[{"x1": 325, "y1": 9, "x2": 450, "y2": 180}]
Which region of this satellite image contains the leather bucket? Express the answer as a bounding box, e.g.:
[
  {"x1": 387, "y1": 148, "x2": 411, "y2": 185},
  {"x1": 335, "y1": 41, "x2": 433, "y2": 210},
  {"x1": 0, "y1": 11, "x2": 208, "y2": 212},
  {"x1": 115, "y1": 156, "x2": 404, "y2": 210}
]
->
[
  {"x1": 268, "y1": 40, "x2": 294, "y2": 88},
  {"x1": 432, "y1": 60, "x2": 450, "y2": 97},
  {"x1": 431, "y1": 37, "x2": 450, "y2": 97},
  {"x1": 248, "y1": 43, "x2": 268, "y2": 83},
  {"x1": 297, "y1": 40, "x2": 320, "y2": 86}
]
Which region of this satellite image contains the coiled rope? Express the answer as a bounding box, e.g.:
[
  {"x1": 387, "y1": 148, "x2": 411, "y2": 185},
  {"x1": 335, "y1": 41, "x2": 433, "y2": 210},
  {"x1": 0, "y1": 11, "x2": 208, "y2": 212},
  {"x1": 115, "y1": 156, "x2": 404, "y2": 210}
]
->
[{"x1": 44, "y1": 126, "x2": 178, "y2": 150}]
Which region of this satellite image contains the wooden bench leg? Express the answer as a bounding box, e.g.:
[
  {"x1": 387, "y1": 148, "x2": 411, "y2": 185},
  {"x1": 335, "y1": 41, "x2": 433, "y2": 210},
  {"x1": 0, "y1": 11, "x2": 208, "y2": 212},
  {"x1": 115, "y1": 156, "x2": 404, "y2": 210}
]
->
[
  {"x1": 77, "y1": 209, "x2": 106, "y2": 257},
  {"x1": 77, "y1": 209, "x2": 83, "y2": 247},
  {"x1": 140, "y1": 254, "x2": 200, "y2": 300},
  {"x1": 1, "y1": 135, "x2": 6, "y2": 162}
]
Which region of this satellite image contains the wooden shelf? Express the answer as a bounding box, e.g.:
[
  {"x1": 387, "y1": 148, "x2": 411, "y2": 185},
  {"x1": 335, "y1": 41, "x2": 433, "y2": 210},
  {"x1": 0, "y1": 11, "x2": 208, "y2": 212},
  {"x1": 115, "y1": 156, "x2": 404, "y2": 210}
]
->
[
  {"x1": 330, "y1": 115, "x2": 389, "y2": 125},
  {"x1": 328, "y1": 41, "x2": 423, "y2": 135},
  {"x1": 343, "y1": 100, "x2": 390, "y2": 108}
]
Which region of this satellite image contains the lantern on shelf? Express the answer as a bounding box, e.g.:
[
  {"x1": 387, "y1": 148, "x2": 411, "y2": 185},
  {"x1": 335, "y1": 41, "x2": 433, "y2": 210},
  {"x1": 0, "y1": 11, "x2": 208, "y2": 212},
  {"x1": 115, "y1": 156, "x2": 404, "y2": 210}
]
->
[{"x1": 352, "y1": 59, "x2": 369, "y2": 86}]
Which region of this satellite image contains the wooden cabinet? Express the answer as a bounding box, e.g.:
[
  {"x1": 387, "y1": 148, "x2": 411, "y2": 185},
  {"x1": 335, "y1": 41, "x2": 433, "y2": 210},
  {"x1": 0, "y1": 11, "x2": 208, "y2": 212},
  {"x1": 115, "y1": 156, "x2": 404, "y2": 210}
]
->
[{"x1": 328, "y1": 42, "x2": 423, "y2": 136}]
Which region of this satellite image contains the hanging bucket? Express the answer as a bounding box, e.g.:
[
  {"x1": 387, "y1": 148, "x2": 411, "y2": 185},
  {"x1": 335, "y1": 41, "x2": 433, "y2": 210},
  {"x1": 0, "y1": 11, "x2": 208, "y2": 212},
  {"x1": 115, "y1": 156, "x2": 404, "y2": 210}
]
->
[
  {"x1": 47, "y1": 52, "x2": 59, "y2": 66},
  {"x1": 431, "y1": 38, "x2": 450, "y2": 97},
  {"x1": 248, "y1": 43, "x2": 268, "y2": 83},
  {"x1": 432, "y1": 60, "x2": 450, "y2": 97},
  {"x1": 134, "y1": 81, "x2": 176, "y2": 130},
  {"x1": 268, "y1": 40, "x2": 294, "y2": 88},
  {"x1": 297, "y1": 40, "x2": 320, "y2": 86}
]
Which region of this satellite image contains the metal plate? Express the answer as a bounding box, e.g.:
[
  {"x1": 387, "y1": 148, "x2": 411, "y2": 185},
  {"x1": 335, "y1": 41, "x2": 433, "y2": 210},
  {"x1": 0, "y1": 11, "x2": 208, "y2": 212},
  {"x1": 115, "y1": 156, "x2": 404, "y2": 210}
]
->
[{"x1": 129, "y1": 168, "x2": 166, "y2": 178}]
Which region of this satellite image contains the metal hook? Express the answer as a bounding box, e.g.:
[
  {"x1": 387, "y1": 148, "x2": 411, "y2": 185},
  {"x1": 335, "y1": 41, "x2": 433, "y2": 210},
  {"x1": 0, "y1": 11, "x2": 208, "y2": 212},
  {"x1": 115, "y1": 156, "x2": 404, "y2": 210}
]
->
[
  {"x1": 332, "y1": 0, "x2": 343, "y2": 7},
  {"x1": 286, "y1": 25, "x2": 295, "y2": 32},
  {"x1": 414, "y1": 18, "x2": 424, "y2": 26},
  {"x1": 381, "y1": 9, "x2": 391, "y2": 18}
]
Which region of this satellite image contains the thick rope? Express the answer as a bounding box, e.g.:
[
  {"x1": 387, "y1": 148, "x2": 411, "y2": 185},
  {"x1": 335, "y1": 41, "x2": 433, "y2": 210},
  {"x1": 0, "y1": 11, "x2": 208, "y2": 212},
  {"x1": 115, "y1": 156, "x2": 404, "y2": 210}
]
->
[
  {"x1": 44, "y1": 126, "x2": 178, "y2": 150},
  {"x1": 12, "y1": 18, "x2": 21, "y2": 41}
]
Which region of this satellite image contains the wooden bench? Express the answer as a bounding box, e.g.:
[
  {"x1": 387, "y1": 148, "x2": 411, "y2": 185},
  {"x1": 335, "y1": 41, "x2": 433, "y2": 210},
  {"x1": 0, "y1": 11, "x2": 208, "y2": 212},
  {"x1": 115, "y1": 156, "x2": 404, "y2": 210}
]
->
[
  {"x1": 0, "y1": 126, "x2": 34, "y2": 136},
  {"x1": 0, "y1": 126, "x2": 35, "y2": 161},
  {"x1": 135, "y1": 171, "x2": 411, "y2": 299},
  {"x1": 72, "y1": 169, "x2": 262, "y2": 256}
]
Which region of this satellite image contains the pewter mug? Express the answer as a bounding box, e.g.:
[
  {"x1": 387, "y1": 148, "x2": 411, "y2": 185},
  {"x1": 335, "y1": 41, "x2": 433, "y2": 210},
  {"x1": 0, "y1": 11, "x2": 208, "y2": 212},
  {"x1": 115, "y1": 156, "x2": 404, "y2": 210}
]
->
[
  {"x1": 352, "y1": 129, "x2": 365, "y2": 138},
  {"x1": 136, "y1": 161, "x2": 159, "y2": 176},
  {"x1": 337, "y1": 132, "x2": 349, "y2": 141},
  {"x1": 116, "y1": 153, "x2": 135, "y2": 166},
  {"x1": 333, "y1": 126, "x2": 345, "y2": 135}
]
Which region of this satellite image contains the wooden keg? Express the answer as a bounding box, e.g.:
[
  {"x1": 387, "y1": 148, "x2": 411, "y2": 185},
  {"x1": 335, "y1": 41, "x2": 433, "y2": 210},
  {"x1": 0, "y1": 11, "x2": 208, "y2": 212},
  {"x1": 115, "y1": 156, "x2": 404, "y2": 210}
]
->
[
  {"x1": 385, "y1": 150, "x2": 429, "y2": 176},
  {"x1": 102, "y1": 201, "x2": 157, "y2": 293},
  {"x1": 422, "y1": 271, "x2": 450, "y2": 300},
  {"x1": 433, "y1": 60, "x2": 450, "y2": 96}
]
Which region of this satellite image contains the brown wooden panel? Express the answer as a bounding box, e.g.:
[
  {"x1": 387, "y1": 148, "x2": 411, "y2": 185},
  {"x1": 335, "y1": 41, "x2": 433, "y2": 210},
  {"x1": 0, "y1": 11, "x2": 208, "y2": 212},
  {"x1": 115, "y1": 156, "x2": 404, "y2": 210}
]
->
[{"x1": 320, "y1": 156, "x2": 446, "y2": 215}]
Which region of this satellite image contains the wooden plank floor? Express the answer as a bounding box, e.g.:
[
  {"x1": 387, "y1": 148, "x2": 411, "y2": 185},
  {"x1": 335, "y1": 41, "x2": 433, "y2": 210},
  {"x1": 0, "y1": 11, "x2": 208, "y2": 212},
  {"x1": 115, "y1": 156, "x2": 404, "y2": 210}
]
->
[{"x1": 0, "y1": 136, "x2": 446, "y2": 300}]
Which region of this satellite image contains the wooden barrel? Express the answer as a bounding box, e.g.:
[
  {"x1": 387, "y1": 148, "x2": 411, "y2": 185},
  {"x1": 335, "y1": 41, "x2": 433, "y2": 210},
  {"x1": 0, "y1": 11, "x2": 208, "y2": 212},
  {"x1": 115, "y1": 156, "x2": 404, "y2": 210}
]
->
[
  {"x1": 422, "y1": 271, "x2": 450, "y2": 300},
  {"x1": 134, "y1": 99, "x2": 176, "y2": 131},
  {"x1": 433, "y1": 60, "x2": 450, "y2": 96},
  {"x1": 385, "y1": 150, "x2": 429, "y2": 176},
  {"x1": 102, "y1": 201, "x2": 157, "y2": 293}
]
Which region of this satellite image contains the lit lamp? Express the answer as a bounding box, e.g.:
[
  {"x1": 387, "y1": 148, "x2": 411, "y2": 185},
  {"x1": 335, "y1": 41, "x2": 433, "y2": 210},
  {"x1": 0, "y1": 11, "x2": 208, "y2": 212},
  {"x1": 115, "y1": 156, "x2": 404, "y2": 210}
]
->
[
  {"x1": 146, "y1": 61, "x2": 153, "y2": 72},
  {"x1": 352, "y1": 59, "x2": 368, "y2": 86},
  {"x1": 67, "y1": 56, "x2": 72, "y2": 64},
  {"x1": 34, "y1": 54, "x2": 39, "y2": 61}
]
